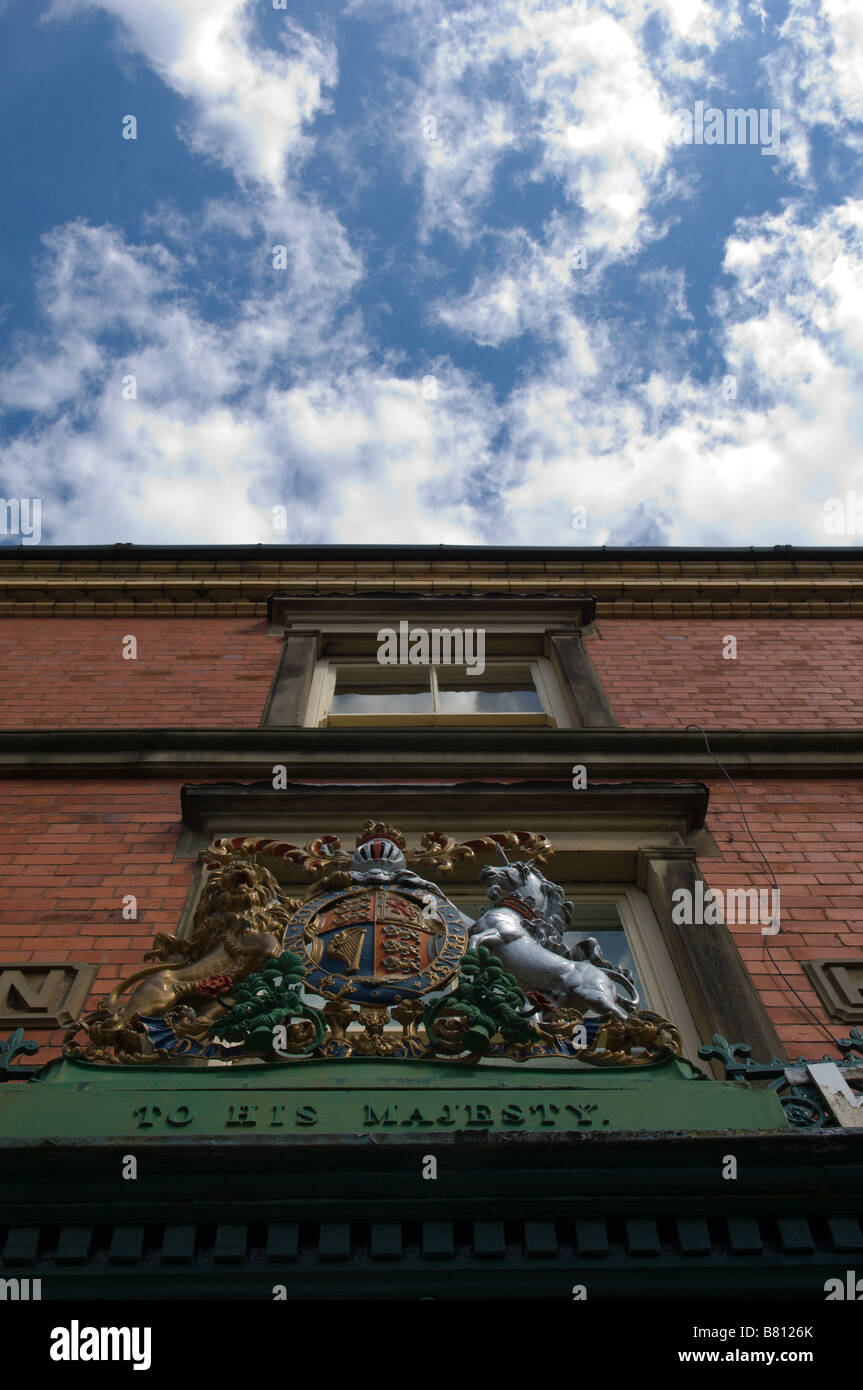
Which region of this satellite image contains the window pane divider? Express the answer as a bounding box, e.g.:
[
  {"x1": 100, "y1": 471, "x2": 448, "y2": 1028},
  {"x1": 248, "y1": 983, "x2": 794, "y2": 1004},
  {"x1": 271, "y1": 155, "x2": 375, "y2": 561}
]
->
[{"x1": 429, "y1": 667, "x2": 441, "y2": 713}]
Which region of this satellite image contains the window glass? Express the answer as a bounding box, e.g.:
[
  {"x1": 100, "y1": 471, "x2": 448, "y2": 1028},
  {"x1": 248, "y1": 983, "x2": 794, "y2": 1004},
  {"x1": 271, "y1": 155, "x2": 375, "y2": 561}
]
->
[
  {"x1": 331, "y1": 666, "x2": 433, "y2": 713},
  {"x1": 329, "y1": 662, "x2": 544, "y2": 717},
  {"x1": 437, "y1": 666, "x2": 542, "y2": 713},
  {"x1": 331, "y1": 688, "x2": 435, "y2": 714},
  {"x1": 564, "y1": 902, "x2": 646, "y2": 1003}
]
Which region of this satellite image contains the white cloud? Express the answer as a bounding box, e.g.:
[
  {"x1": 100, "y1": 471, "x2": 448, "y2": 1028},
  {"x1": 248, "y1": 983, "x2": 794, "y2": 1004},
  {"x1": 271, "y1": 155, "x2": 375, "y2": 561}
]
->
[
  {"x1": 46, "y1": 0, "x2": 337, "y2": 188},
  {"x1": 367, "y1": 0, "x2": 733, "y2": 370},
  {"x1": 360, "y1": 0, "x2": 739, "y2": 257},
  {"x1": 6, "y1": 198, "x2": 863, "y2": 548},
  {"x1": 762, "y1": 0, "x2": 863, "y2": 179},
  {"x1": 500, "y1": 198, "x2": 863, "y2": 546},
  {"x1": 0, "y1": 220, "x2": 500, "y2": 545},
  {"x1": 722, "y1": 202, "x2": 863, "y2": 361},
  {"x1": 433, "y1": 219, "x2": 597, "y2": 348}
]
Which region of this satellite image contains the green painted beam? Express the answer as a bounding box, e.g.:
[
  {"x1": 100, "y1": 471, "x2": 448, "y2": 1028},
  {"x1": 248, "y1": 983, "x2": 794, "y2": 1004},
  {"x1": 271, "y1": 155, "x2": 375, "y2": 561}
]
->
[{"x1": 0, "y1": 1055, "x2": 787, "y2": 1140}]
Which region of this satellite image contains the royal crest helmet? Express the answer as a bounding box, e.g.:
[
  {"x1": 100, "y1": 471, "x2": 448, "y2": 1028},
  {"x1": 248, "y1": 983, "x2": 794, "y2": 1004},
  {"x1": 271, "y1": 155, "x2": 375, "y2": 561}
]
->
[{"x1": 350, "y1": 836, "x2": 406, "y2": 873}]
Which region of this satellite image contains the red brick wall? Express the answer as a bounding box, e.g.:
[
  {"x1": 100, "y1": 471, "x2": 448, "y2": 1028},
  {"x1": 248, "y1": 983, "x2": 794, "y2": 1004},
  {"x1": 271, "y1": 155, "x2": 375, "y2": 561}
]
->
[
  {"x1": 0, "y1": 779, "x2": 194, "y2": 1058},
  {"x1": 5, "y1": 616, "x2": 861, "y2": 732},
  {"x1": 587, "y1": 619, "x2": 863, "y2": 728},
  {"x1": 700, "y1": 777, "x2": 863, "y2": 1055},
  {"x1": 0, "y1": 619, "x2": 277, "y2": 728},
  {"x1": 1, "y1": 776, "x2": 860, "y2": 1064}
]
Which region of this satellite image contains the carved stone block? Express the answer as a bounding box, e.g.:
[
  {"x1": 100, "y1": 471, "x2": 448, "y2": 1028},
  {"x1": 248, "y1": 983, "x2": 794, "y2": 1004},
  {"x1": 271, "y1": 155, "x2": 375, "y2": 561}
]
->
[
  {"x1": 0, "y1": 963, "x2": 98, "y2": 1027},
  {"x1": 802, "y1": 959, "x2": 863, "y2": 1023}
]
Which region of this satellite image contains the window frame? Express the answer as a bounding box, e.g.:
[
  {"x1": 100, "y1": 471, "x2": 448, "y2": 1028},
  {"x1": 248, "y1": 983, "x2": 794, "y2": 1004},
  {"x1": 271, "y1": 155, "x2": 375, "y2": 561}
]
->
[
  {"x1": 304, "y1": 654, "x2": 574, "y2": 728},
  {"x1": 263, "y1": 593, "x2": 614, "y2": 730}
]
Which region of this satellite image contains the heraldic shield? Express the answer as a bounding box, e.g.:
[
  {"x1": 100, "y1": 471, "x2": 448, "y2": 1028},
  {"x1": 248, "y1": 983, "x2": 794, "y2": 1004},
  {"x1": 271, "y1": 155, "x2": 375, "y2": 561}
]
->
[{"x1": 285, "y1": 884, "x2": 469, "y2": 1005}]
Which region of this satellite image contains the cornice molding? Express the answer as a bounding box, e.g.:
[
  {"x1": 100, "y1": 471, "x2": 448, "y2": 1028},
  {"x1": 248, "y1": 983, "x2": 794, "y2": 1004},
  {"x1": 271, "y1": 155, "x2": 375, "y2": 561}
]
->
[
  {"x1": 0, "y1": 728, "x2": 861, "y2": 777},
  {"x1": 179, "y1": 778, "x2": 710, "y2": 834},
  {"x1": 267, "y1": 592, "x2": 598, "y2": 626},
  {"x1": 1, "y1": 546, "x2": 862, "y2": 617}
]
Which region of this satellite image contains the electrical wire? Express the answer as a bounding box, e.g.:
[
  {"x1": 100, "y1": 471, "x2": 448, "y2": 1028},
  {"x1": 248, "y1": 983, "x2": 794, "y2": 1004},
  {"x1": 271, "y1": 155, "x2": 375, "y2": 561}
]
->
[{"x1": 685, "y1": 722, "x2": 842, "y2": 1053}]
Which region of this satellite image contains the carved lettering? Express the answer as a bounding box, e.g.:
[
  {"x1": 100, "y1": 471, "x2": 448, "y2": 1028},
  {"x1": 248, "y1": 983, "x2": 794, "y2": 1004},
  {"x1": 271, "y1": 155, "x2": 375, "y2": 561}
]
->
[
  {"x1": 165, "y1": 1105, "x2": 194, "y2": 1127},
  {"x1": 132, "y1": 1105, "x2": 162, "y2": 1129},
  {"x1": 402, "y1": 1107, "x2": 434, "y2": 1127},
  {"x1": 564, "y1": 1103, "x2": 598, "y2": 1127},
  {"x1": 0, "y1": 962, "x2": 97, "y2": 1027},
  {"x1": 225, "y1": 1104, "x2": 258, "y2": 1127},
  {"x1": 357, "y1": 1099, "x2": 609, "y2": 1130},
  {"x1": 0, "y1": 968, "x2": 65, "y2": 1012},
  {"x1": 466, "y1": 1103, "x2": 493, "y2": 1126},
  {"x1": 363, "y1": 1104, "x2": 398, "y2": 1126},
  {"x1": 529, "y1": 1103, "x2": 559, "y2": 1126}
]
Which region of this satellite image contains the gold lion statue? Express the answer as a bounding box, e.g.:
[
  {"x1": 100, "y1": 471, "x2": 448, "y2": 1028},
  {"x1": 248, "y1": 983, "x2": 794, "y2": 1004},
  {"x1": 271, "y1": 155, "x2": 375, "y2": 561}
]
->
[{"x1": 67, "y1": 858, "x2": 297, "y2": 1061}]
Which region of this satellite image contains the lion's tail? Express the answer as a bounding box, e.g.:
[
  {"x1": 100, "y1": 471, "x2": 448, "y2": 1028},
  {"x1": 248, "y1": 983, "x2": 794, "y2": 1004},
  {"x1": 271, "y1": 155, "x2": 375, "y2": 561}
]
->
[{"x1": 106, "y1": 963, "x2": 169, "y2": 1007}]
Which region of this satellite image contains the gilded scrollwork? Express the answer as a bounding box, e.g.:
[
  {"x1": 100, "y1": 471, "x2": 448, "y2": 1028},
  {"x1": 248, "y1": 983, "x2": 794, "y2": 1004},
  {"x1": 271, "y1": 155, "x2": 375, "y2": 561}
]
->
[{"x1": 581, "y1": 1011, "x2": 683, "y2": 1066}]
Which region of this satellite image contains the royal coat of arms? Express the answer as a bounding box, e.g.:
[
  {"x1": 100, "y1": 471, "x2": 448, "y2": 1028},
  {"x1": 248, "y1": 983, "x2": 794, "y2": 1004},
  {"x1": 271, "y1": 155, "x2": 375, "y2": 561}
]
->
[
  {"x1": 286, "y1": 834, "x2": 468, "y2": 1004},
  {"x1": 66, "y1": 823, "x2": 681, "y2": 1068}
]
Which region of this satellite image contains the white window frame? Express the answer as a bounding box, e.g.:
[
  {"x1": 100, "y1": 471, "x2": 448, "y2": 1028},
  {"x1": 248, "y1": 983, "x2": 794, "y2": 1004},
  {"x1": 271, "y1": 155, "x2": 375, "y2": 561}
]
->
[
  {"x1": 304, "y1": 655, "x2": 574, "y2": 728},
  {"x1": 570, "y1": 885, "x2": 702, "y2": 1061}
]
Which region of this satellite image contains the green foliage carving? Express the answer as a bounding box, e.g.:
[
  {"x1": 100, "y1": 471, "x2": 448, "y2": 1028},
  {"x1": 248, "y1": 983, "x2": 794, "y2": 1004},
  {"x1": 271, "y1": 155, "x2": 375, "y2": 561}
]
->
[
  {"x1": 424, "y1": 946, "x2": 538, "y2": 1055},
  {"x1": 209, "y1": 949, "x2": 324, "y2": 1055}
]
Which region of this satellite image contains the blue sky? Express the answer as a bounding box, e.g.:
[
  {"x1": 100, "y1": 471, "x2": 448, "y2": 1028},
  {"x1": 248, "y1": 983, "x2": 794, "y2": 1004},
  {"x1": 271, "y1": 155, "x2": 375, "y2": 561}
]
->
[{"x1": 1, "y1": 0, "x2": 862, "y2": 545}]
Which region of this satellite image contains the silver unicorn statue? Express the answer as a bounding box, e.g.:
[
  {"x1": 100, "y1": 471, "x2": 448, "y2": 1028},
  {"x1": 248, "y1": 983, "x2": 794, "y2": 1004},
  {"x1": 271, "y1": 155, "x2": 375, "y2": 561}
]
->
[{"x1": 468, "y1": 860, "x2": 640, "y2": 1021}]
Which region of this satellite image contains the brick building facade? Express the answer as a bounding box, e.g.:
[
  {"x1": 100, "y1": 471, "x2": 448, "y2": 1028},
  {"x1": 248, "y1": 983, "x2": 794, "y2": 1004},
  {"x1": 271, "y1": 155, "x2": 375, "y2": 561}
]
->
[{"x1": 1, "y1": 544, "x2": 862, "y2": 1302}]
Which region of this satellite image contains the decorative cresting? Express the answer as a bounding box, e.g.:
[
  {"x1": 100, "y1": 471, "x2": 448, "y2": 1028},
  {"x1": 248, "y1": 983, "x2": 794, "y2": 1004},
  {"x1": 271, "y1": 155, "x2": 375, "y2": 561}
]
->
[
  {"x1": 700, "y1": 1031, "x2": 863, "y2": 1130},
  {"x1": 200, "y1": 826, "x2": 555, "y2": 880},
  {"x1": 0, "y1": 1027, "x2": 41, "y2": 1081},
  {"x1": 64, "y1": 823, "x2": 682, "y2": 1067}
]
